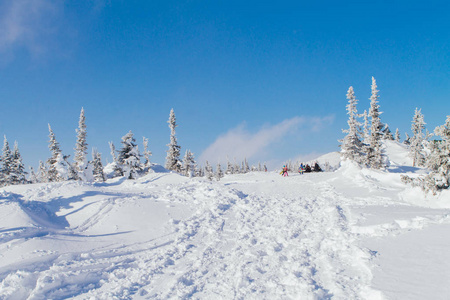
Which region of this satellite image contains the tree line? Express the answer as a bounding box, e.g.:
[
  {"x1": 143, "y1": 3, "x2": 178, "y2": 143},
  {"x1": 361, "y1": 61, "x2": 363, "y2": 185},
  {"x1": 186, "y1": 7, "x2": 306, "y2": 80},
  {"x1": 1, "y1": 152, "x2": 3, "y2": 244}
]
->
[
  {"x1": 0, "y1": 108, "x2": 267, "y2": 187},
  {"x1": 340, "y1": 77, "x2": 450, "y2": 194}
]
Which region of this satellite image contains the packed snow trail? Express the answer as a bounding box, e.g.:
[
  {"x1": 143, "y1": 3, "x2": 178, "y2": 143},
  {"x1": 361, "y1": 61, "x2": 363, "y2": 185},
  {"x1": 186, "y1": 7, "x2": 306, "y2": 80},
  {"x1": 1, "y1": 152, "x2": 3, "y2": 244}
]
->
[{"x1": 75, "y1": 173, "x2": 382, "y2": 299}]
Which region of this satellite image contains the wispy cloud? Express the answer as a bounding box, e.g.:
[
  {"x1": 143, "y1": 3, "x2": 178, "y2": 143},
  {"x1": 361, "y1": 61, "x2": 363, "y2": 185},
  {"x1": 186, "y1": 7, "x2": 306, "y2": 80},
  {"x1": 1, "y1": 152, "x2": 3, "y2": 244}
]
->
[
  {"x1": 198, "y1": 115, "x2": 334, "y2": 166},
  {"x1": 0, "y1": 0, "x2": 62, "y2": 61}
]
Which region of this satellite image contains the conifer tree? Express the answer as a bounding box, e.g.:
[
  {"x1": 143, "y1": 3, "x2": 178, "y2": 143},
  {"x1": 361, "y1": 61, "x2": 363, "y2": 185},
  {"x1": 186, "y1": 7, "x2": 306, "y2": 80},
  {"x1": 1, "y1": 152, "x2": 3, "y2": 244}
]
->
[
  {"x1": 91, "y1": 148, "x2": 105, "y2": 182},
  {"x1": 244, "y1": 158, "x2": 250, "y2": 173},
  {"x1": 395, "y1": 128, "x2": 401, "y2": 142},
  {"x1": 215, "y1": 163, "x2": 224, "y2": 181},
  {"x1": 362, "y1": 110, "x2": 370, "y2": 143},
  {"x1": 29, "y1": 167, "x2": 38, "y2": 184},
  {"x1": 117, "y1": 131, "x2": 141, "y2": 179},
  {"x1": 1, "y1": 136, "x2": 13, "y2": 186},
  {"x1": 109, "y1": 141, "x2": 117, "y2": 163},
  {"x1": 38, "y1": 160, "x2": 48, "y2": 183},
  {"x1": 367, "y1": 77, "x2": 384, "y2": 169},
  {"x1": 47, "y1": 124, "x2": 63, "y2": 182},
  {"x1": 142, "y1": 137, "x2": 152, "y2": 169},
  {"x1": 404, "y1": 133, "x2": 411, "y2": 145},
  {"x1": 402, "y1": 115, "x2": 450, "y2": 194},
  {"x1": 205, "y1": 161, "x2": 214, "y2": 180},
  {"x1": 383, "y1": 124, "x2": 394, "y2": 140},
  {"x1": 182, "y1": 149, "x2": 196, "y2": 178},
  {"x1": 74, "y1": 108, "x2": 88, "y2": 179},
  {"x1": 109, "y1": 141, "x2": 122, "y2": 177},
  {"x1": 225, "y1": 160, "x2": 234, "y2": 175},
  {"x1": 340, "y1": 86, "x2": 363, "y2": 163},
  {"x1": 165, "y1": 109, "x2": 182, "y2": 172},
  {"x1": 409, "y1": 108, "x2": 427, "y2": 167},
  {"x1": 12, "y1": 141, "x2": 26, "y2": 185}
]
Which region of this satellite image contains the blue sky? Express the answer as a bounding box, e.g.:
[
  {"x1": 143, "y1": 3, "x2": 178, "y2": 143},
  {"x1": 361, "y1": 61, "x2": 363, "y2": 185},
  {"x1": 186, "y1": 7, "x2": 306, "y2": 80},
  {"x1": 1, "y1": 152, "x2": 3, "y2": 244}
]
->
[{"x1": 0, "y1": 0, "x2": 449, "y2": 169}]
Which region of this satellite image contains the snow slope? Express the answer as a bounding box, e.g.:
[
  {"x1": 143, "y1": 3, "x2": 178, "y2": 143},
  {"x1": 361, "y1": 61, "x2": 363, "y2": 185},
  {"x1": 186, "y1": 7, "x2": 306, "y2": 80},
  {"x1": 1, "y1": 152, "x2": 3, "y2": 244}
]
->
[{"x1": 1, "y1": 141, "x2": 450, "y2": 299}]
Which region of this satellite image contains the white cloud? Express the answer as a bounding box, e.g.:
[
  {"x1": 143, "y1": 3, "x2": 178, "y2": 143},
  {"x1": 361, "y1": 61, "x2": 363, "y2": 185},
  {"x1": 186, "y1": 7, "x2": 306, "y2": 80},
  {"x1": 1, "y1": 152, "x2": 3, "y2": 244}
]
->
[
  {"x1": 198, "y1": 115, "x2": 334, "y2": 165},
  {"x1": 0, "y1": 0, "x2": 61, "y2": 60}
]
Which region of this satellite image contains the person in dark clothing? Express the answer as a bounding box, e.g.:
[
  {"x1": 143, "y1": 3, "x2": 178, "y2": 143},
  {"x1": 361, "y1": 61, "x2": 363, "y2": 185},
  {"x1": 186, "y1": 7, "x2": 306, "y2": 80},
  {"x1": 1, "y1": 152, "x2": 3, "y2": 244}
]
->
[
  {"x1": 305, "y1": 164, "x2": 312, "y2": 173},
  {"x1": 313, "y1": 162, "x2": 322, "y2": 172}
]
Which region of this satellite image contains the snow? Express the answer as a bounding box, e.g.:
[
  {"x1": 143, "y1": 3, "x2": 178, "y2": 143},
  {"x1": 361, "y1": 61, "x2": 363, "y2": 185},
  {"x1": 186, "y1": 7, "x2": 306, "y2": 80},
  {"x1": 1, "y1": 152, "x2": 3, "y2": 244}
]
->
[{"x1": 1, "y1": 141, "x2": 450, "y2": 299}]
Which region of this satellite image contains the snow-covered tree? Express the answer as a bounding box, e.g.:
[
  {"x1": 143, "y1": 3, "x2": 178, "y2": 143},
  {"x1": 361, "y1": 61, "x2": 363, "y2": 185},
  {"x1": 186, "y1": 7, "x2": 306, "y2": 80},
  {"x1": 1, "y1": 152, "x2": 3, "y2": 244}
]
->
[
  {"x1": 1, "y1": 136, "x2": 13, "y2": 186},
  {"x1": 182, "y1": 149, "x2": 196, "y2": 178},
  {"x1": 109, "y1": 141, "x2": 117, "y2": 163},
  {"x1": 382, "y1": 124, "x2": 394, "y2": 140},
  {"x1": 47, "y1": 124, "x2": 63, "y2": 182},
  {"x1": 225, "y1": 160, "x2": 234, "y2": 175},
  {"x1": 196, "y1": 165, "x2": 204, "y2": 177},
  {"x1": 215, "y1": 163, "x2": 224, "y2": 181},
  {"x1": 117, "y1": 131, "x2": 141, "y2": 179},
  {"x1": 362, "y1": 110, "x2": 370, "y2": 143},
  {"x1": 205, "y1": 161, "x2": 213, "y2": 180},
  {"x1": 165, "y1": 109, "x2": 182, "y2": 172},
  {"x1": 366, "y1": 77, "x2": 384, "y2": 169},
  {"x1": 404, "y1": 133, "x2": 411, "y2": 145},
  {"x1": 38, "y1": 160, "x2": 48, "y2": 183},
  {"x1": 91, "y1": 148, "x2": 105, "y2": 182},
  {"x1": 11, "y1": 141, "x2": 26, "y2": 185},
  {"x1": 108, "y1": 141, "x2": 122, "y2": 177},
  {"x1": 74, "y1": 108, "x2": 88, "y2": 180},
  {"x1": 395, "y1": 128, "x2": 401, "y2": 142},
  {"x1": 142, "y1": 137, "x2": 152, "y2": 170},
  {"x1": 409, "y1": 108, "x2": 427, "y2": 167},
  {"x1": 29, "y1": 167, "x2": 38, "y2": 184},
  {"x1": 340, "y1": 86, "x2": 363, "y2": 163},
  {"x1": 402, "y1": 115, "x2": 450, "y2": 194}
]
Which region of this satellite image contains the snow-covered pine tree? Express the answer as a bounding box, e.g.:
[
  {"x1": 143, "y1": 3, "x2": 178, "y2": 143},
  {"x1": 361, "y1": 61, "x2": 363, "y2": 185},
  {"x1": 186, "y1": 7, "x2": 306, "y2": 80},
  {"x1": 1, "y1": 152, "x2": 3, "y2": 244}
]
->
[
  {"x1": 109, "y1": 141, "x2": 117, "y2": 163},
  {"x1": 362, "y1": 110, "x2": 370, "y2": 143},
  {"x1": 225, "y1": 160, "x2": 234, "y2": 175},
  {"x1": 382, "y1": 124, "x2": 394, "y2": 140},
  {"x1": 429, "y1": 116, "x2": 450, "y2": 190},
  {"x1": 366, "y1": 77, "x2": 384, "y2": 169},
  {"x1": 142, "y1": 137, "x2": 152, "y2": 170},
  {"x1": 165, "y1": 109, "x2": 182, "y2": 172},
  {"x1": 196, "y1": 165, "x2": 204, "y2": 177},
  {"x1": 117, "y1": 131, "x2": 141, "y2": 179},
  {"x1": 29, "y1": 167, "x2": 38, "y2": 184},
  {"x1": 245, "y1": 158, "x2": 250, "y2": 173},
  {"x1": 205, "y1": 161, "x2": 214, "y2": 181},
  {"x1": 91, "y1": 148, "x2": 105, "y2": 182},
  {"x1": 402, "y1": 115, "x2": 450, "y2": 194},
  {"x1": 109, "y1": 141, "x2": 122, "y2": 177},
  {"x1": 12, "y1": 141, "x2": 26, "y2": 185},
  {"x1": 1, "y1": 136, "x2": 13, "y2": 186},
  {"x1": 182, "y1": 149, "x2": 196, "y2": 178},
  {"x1": 74, "y1": 108, "x2": 88, "y2": 180},
  {"x1": 395, "y1": 128, "x2": 401, "y2": 142},
  {"x1": 38, "y1": 160, "x2": 48, "y2": 183},
  {"x1": 404, "y1": 133, "x2": 411, "y2": 145},
  {"x1": 215, "y1": 163, "x2": 224, "y2": 181},
  {"x1": 409, "y1": 108, "x2": 427, "y2": 167},
  {"x1": 47, "y1": 124, "x2": 63, "y2": 182},
  {"x1": 340, "y1": 86, "x2": 363, "y2": 164}
]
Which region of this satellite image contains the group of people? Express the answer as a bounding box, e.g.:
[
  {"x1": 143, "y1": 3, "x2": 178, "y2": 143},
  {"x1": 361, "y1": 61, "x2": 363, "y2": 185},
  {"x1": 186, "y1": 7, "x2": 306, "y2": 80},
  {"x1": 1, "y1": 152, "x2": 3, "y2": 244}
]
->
[{"x1": 280, "y1": 162, "x2": 322, "y2": 177}]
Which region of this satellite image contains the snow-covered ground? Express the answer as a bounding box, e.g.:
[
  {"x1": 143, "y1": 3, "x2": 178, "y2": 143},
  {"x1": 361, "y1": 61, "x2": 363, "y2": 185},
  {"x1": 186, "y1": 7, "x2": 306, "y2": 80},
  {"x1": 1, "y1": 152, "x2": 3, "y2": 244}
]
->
[{"x1": 1, "y1": 141, "x2": 449, "y2": 299}]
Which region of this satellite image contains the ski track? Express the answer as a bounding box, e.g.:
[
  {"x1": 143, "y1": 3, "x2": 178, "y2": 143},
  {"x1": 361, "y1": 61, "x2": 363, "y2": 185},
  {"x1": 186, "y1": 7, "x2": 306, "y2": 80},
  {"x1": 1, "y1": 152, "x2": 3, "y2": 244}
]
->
[{"x1": 1, "y1": 172, "x2": 448, "y2": 299}]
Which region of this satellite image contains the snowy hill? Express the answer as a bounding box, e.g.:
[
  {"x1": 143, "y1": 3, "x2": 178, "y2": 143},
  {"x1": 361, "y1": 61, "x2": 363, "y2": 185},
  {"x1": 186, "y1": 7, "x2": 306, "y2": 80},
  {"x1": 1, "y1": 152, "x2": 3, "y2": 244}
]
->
[{"x1": 1, "y1": 142, "x2": 450, "y2": 299}]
